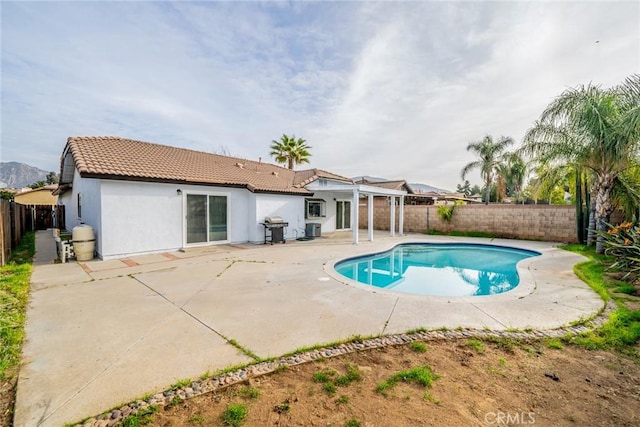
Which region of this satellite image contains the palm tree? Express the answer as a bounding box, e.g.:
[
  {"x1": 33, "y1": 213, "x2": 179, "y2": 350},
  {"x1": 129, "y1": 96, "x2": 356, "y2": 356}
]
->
[
  {"x1": 503, "y1": 152, "x2": 527, "y2": 203},
  {"x1": 521, "y1": 75, "x2": 640, "y2": 253},
  {"x1": 269, "y1": 134, "x2": 312, "y2": 169},
  {"x1": 461, "y1": 135, "x2": 514, "y2": 204}
]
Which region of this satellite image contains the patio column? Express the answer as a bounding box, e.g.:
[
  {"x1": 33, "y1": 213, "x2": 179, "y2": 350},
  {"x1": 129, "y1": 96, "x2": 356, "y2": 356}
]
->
[
  {"x1": 352, "y1": 188, "x2": 359, "y2": 244},
  {"x1": 390, "y1": 196, "x2": 396, "y2": 237},
  {"x1": 368, "y1": 193, "x2": 374, "y2": 241},
  {"x1": 399, "y1": 195, "x2": 404, "y2": 236}
]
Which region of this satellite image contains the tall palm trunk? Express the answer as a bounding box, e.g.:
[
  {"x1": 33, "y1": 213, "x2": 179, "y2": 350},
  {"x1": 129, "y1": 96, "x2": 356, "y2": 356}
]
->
[
  {"x1": 586, "y1": 200, "x2": 596, "y2": 246},
  {"x1": 484, "y1": 177, "x2": 491, "y2": 205},
  {"x1": 594, "y1": 173, "x2": 615, "y2": 254},
  {"x1": 575, "y1": 171, "x2": 584, "y2": 244}
]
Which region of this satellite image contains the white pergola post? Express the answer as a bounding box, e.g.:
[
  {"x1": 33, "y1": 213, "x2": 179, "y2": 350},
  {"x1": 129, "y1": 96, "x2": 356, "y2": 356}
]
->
[
  {"x1": 390, "y1": 196, "x2": 396, "y2": 237},
  {"x1": 399, "y1": 195, "x2": 404, "y2": 236},
  {"x1": 368, "y1": 193, "x2": 374, "y2": 241},
  {"x1": 352, "y1": 189, "x2": 359, "y2": 244}
]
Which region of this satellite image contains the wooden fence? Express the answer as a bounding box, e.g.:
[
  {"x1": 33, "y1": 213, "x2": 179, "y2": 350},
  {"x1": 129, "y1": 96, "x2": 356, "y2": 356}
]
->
[{"x1": 0, "y1": 201, "x2": 65, "y2": 266}]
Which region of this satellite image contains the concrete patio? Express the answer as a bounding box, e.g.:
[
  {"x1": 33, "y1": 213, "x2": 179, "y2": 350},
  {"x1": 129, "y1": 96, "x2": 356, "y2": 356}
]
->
[{"x1": 14, "y1": 230, "x2": 603, "y2": 426}]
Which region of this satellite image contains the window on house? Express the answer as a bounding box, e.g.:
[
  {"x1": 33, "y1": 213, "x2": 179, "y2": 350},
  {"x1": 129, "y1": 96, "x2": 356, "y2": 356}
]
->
[
  {"x1": 305, "y1": 199, "x2": 326, "y2": 218},
  {"x1": 77, "y1": 193, "x2": 82, "y2": 219}
]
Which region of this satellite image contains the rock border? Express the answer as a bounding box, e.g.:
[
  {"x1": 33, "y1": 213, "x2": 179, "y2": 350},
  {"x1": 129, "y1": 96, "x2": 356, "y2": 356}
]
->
[{"x1": 78, "y1": 301, "x2": 615, "y2": 427}]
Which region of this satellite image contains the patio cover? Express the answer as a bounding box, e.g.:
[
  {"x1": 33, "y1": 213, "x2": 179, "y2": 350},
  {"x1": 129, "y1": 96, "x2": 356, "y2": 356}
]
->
[{"x1": 312, "y1": 183, "x2": 406, "y2": 244}]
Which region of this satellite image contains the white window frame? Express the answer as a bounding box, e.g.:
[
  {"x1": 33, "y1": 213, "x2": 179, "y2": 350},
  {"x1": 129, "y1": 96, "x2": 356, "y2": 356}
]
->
[
  {"x1": 182, "y1": 191, "x2": 231, "y2": 247},
  {"x1": 305, "y1": 198, "x2": 326, "y2": 219}
]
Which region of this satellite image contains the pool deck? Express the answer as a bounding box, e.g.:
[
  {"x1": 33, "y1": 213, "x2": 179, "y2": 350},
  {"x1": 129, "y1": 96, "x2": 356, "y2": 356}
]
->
[{"x1": 14, "y1": 231, "x2": 603, "y2": 426}]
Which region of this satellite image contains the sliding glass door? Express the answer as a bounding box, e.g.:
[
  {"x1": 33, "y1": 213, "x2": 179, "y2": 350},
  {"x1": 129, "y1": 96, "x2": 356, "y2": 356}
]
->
[
  {"x1": 336, "y1": 200, "x2": 351, "y2": 230},
  {"x1": 186, "y1": 194, "x2": 228, "y2": 244}
]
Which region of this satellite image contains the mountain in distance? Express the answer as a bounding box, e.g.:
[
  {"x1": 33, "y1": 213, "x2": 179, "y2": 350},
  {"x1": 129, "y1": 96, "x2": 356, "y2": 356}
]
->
[
  {"x1": 0, "y1": 161, "x2": 52, "y2": 188},
  {"x1": 408, "y1": 182, "x2": 452, "y2": 194}
]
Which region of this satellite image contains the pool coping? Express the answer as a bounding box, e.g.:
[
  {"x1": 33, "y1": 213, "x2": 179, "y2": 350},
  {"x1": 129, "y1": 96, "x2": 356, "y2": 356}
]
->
[{"x1": 324, "y1": 240, "x2": 544, "y2": 301}]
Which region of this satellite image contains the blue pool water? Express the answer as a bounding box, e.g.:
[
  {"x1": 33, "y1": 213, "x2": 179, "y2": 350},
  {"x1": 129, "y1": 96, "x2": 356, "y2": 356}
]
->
[{"x1": 334, "y1": 243, "x2": 540, "y2": 297}]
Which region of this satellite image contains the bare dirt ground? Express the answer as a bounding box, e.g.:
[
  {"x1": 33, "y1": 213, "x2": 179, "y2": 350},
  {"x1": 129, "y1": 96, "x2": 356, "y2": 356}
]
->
[
  {"x1": 149, "y1": 339, "x2": 640, "y2": 427},
  {"x1": 1, "y1": 378, "x2": 15, "y2": 427}
]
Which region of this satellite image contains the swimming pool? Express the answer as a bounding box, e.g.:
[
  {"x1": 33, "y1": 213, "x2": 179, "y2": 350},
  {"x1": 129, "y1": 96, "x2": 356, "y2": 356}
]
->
[{"x1": 334, "y1": 243, "x2": 540, "y2": 297}]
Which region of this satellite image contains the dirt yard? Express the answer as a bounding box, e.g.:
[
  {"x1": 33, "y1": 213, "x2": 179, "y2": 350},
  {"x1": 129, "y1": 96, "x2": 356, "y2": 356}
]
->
[{"x1": 148, "y1": 339, "x2": 640, "y2": 426}]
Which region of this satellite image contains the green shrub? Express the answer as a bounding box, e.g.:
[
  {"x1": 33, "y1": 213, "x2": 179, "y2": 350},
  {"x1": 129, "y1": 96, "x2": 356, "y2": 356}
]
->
[
  {"x1": 436, "y1": 205, "x2": 456, "y2": 222},
  {"x1": 597, "y1": 222, "x2": 640, "y2": 283},
  {"x1": 222, "y1": 403, "x2": 247, "y2": 426}
]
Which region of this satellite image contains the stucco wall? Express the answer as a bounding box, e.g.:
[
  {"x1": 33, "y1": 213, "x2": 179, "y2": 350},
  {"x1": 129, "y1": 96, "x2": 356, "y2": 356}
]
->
[
  {"x1": 359, "y1": 204, "x2": 580, "y2": 243},
  {"x1": 58, "y1": 170, "x2": 103, "y2": 252},
  {"x1": 252, "y1": 193, "x2": 305, "y2": 242},
  {"x1": 59, "y1": 172, "x2": 308, "y2": 258},
  {"x1": 98, "y1": 181, "x2": 259, "y2": 258},
  {"x1": 306, "y1": 191, "x2": 356, "y2": 235}
]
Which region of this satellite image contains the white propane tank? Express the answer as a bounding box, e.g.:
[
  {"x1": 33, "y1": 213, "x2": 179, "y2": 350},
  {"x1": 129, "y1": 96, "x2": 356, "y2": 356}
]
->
[{"x1": 72, "y1": 224, "x2": 95, "y2": 261}]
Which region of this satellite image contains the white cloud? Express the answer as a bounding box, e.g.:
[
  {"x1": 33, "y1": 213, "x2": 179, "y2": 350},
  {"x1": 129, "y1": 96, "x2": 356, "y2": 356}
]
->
[{"x1": 1, "y1": 1, "x2": 638, "y2": 190}]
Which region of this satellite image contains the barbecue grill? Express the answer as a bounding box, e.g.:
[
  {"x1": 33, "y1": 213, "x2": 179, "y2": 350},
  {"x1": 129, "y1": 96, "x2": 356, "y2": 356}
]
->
[{"x1": 261, "y1": 216, "x2": 288, "y2": 244}]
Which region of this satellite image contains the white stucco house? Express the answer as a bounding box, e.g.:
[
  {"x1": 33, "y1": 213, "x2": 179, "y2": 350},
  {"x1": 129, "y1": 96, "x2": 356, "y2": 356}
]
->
[{"x1": 55, "y1": 136, "x2": 406, "y2": 260}]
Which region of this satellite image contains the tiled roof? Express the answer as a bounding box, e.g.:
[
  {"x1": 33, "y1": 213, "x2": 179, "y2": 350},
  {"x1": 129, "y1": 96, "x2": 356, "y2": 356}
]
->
[
  {"x1": 60, "y1": 137, "x2": 348, "y2": 195},
  {"x1": 360, "y1": 180, "x2": 415, "y2": 193},
  {"x1": 293, "y1": 168, "x2": 353, "y2": 187}
]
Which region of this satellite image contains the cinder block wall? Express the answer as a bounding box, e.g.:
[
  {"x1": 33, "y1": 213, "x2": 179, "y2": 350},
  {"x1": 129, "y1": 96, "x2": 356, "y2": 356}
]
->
[{"x1": 358, "y1": 204, "x2": 581, "y2": 243}]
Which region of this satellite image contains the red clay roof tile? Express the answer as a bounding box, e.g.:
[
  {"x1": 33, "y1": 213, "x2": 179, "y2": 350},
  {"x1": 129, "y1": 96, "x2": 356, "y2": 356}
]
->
[{"x1": 62, "y1": 136, "x2": 350, "y2": 195}]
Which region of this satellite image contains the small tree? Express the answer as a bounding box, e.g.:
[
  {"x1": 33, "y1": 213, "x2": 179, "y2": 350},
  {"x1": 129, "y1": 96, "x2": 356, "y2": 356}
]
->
[
  {"x1": 46, "y1": 172, "x2": 59, "y2": 184},
  {"x1": 29, "y1": 181, "x2": 46, "y2": 189}
]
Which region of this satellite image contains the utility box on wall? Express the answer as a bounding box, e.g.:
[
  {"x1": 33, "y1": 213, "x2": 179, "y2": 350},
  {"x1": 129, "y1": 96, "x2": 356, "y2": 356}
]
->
[{"x1": 306, "y1": 223, "x2": 321, "y2": 238}]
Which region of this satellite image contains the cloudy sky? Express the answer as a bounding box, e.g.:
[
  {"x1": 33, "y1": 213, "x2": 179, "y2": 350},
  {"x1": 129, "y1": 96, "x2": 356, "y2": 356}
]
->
[{"x1": 2, "y1": 1, "x2": 638, "y2": 190}]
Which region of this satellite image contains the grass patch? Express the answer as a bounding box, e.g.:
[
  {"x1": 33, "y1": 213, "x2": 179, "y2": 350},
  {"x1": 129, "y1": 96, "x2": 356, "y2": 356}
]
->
[
  {"x1": 222, "y1": 403, "x2": 247, "y2": 426},
  {"x1": 167, "y1": 395, "x2": 183, "y2": 408},
  {"x1": 283, "y1": 334, "x2": 377, "y2": 357},
  {"x1": 314, "y1": 364, "x2": 361, "y2": 395},
  {"x1": 323, "y1": 382, "x2": 337, "y2": 396},
  {"x1": 409, "y1": 341, "x2": 428, "y2": 353},
  {"x1": 485, "y1": 336, "x2": 517, "y2": 352},
  {"x1": 375, "y1": 365, "x2": 439, "y2": 396},
  {"x1": 238, "y1": 386, "x2": 260, "y2": 400},
  {"x1": 188, "y1": 413, "x2": 206, "y2": 425},
  {"x1": 335, "y1": 364, "x2": 362, "y2": 386},
  {"x1": 0, "y1": 231, "x2": 35, "y2": 381},
  {"x1": 466, "y1": 339, "x2": 485, "y2": 354},
  {"x1": 614, "y1": 284, "x2": 637, "y2": 295},
  {"x1": 120, "y1": 405, "x2": 157, "y2": 427},
  {"x1": 546, "y1": 338, "x2": 564, "y2": 350},
  {"x1": 312, "y1": 368, "x2": 336, "y2": 383},
  {"x1": 569, "y1": 308, "x2": 640, "y2": 355},
  {"x1": 227, "y1": 339, "x2": 261, "y2": 361},
  {"x1": 335, "y1": 394, "x2": 349, "y2": 404},
  {"x1": 560, "y1": 245, "x2": 640, "y2": 359},
  {"x1": 345, "y1": 419, "x2": 361, "y2": 427},
  {"x1": 573, "y1": 260, "x2": 610, "y2": 302},
  {"x1": 170, "y1": 378, "x2": 191, "y2": 390}
]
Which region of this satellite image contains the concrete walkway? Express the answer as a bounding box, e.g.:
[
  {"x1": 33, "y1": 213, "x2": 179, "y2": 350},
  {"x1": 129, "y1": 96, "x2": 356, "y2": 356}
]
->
[{"x1": 14, "y1": 231, "x2": 603, "y2": 426}]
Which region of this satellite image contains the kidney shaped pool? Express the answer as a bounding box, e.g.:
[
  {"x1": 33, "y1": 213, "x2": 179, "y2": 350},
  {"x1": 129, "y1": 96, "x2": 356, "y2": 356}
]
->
[{"x1": 334, "y1": 243, "x2": 540, "y2": 297}]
